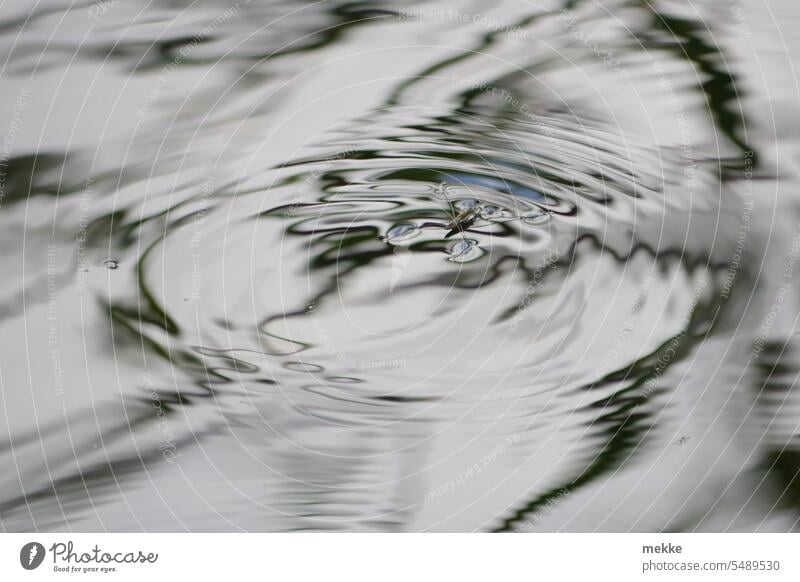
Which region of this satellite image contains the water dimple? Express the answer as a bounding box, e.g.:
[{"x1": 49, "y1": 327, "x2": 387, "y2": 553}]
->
[
  {"x1": 453, "y1": 199, "x2": 480, "y2": 211},
  {"x1": 522, "y1": 210, "x2": 550, "y2": 225},
  {"x1": 479, "y1": 205, "x2": 502, "y2": 220},
  {"x1": 383, "y1": 223, "x2": 420, "y2": 244},
  {"x1": 446, "y1": 238, "x2": 480, "y2": 263}
]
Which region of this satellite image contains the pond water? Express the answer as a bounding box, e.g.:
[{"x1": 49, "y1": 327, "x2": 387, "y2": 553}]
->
[{"x1": 1, "y1": 0, "x2": 800, "y2": 532}]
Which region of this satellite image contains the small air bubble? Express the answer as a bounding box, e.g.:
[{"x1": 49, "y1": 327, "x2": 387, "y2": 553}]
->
[{"x1": 102, "y1": 258, "x2": 119, "y2": 270}]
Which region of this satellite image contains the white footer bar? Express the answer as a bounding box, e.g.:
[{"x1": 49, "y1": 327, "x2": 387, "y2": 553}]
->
[{"x1": 1, "y1": 533, "x2": 797, "y2": 581}]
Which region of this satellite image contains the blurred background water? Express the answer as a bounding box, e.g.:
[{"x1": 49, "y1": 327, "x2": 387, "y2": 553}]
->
[{"x1": 1, "y1": 0, "x2": 800, "y2": 531}]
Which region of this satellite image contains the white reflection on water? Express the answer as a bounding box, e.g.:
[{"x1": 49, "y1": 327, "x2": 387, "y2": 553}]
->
[{"x1": 1, "y1": 0, "x2": 800, "y2": 532}]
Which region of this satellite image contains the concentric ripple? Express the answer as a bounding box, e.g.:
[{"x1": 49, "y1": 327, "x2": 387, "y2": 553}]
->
[{"x1": 0, "y1": 0, "x2": 796, "y2": 534}]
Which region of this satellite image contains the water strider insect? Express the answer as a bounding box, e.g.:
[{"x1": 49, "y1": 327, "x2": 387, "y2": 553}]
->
[
  {"x1": 382, "y1": 183, "x2": 551, "y2": 261},
  {"x1": 442, "y1": 203, "x2": 484, "y2": 238},
  {"x1": 423, "y1": 184, "x2": 549, "y2": 231}
]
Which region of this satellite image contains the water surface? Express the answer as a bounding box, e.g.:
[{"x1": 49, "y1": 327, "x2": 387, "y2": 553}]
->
[{"x1": 1, "y1": 0, "x2": 800, "y2": 532}]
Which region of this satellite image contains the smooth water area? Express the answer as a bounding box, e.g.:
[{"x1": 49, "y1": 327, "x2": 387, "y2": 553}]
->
[{"x1": 1, "y1": 0, "x2": 800, "y2": 531}]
